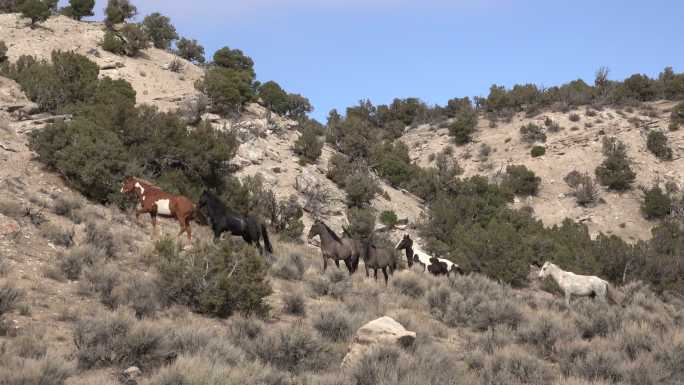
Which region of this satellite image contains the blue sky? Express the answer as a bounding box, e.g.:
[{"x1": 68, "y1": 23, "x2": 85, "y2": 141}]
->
[{"x1": 77, "y1": 1, "x2": 683, "y2": 121}]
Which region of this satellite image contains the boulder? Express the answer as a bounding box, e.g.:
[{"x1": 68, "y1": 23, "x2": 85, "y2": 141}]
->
[
  {"x1": 295, "y1": 168, "x2": 322, "y2": 193},
  {"x1": 120, "y1": 366, "x2": 142, "y2": 385},
  {"x1": 20, "y1": 102, "x2": 40, "y2": 116},
  {"x1": 238, "y1": 145, "x2": 265, "y2": 165},
  {"x1": 100, "y1": 61, "x2": 125, "y2": 70},
  {"x1": 341, "y1": 316, "x2": 415, "y2": 369}
]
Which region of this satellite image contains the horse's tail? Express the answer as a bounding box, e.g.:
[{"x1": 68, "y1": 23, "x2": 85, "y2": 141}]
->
[
  {"x1": 606, "y1": 282, "x2": 624, "y2": 306},
  {"x1": 261, "y1": 224, "x2": 273, "y2": 254}
]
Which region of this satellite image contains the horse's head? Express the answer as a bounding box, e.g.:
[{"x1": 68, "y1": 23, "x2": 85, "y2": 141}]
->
[
  {"x1": 121, "y1": 177, "x2": 142, "y2": 195},
  {"x1": 538, "y1": 261, "x2": 553, "y2": 278},
  {"x1": 395, "y1": 234, "x2": 412, "y2": 251},
  {"x1": 307, "y1": 221, "x2": 322, "y2": 239}
]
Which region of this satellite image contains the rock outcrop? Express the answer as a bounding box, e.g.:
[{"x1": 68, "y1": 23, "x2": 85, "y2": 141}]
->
[{"x1": 341, "y1": 316, "x2": 416, "y2": 369}]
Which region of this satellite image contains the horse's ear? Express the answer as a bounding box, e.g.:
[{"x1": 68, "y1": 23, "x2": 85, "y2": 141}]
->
[{"x1": 531, "y1": 260, "x2": 541, "y2": 268}]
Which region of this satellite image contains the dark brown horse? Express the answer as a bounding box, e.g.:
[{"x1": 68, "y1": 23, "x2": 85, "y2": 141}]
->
[{"x1": 121, "y1": 177, "x2": 196, "y2": 241}]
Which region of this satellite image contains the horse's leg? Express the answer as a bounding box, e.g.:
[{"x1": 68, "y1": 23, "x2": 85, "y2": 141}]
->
[
  {"x1": 176, "y1": 216, "x2": 187, "y2": 238},
  {"x1": 322, "y1": 255, "x2": 328, "y2": 273},
  {"x1": 334, "y1": 259, "x2": 341, "y2": 269},
  {"x1": 151, "y1": 213, "x2": 158, "y2": 237},
  {"x1": 564, "y1": 291, "x2": 571, "y2": 307},
  {"x1": 382, "y1": 267, "x2": 388, "y2": 286},
  {"x1": 135, "y1": 208, "x2": 145, "y2": 225},
  {"x1": 344, "y1": 258, "x2": 353, "y2": 276},
  {"x1": 373, "y1": 268, "x2": 378, "y2": 281},
  {"x1": 185, "y1": 217, "x2": 192, "y2": 242},
  {"x1": 365, "y1": 264, "x2": 369, "y2": 278}
]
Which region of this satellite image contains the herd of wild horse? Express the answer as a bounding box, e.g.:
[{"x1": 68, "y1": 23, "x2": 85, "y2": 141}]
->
[{"x1": 120, "y1": 177, "x2": 621, "y2": 303}]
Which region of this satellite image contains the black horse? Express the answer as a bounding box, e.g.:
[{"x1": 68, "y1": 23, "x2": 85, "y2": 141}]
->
[{"x1": 198, "y1": 191, "x2": 273, "y2": 255}]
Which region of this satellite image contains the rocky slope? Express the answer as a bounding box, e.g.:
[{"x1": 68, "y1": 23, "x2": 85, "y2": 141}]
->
[{"x1": 401, "y1": 102, "x2": 683, "y2": 242}]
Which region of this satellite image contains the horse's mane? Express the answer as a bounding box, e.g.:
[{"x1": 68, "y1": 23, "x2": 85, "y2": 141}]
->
[
  {"x1": 133, "y1": 177, "x2": 162, "y2": 190},
  {"x1": 202, "y1": 190, "x2": 242, "y2": 218},
  {"x1": 320, "y1": 222, "x2": 342, "y2": 243}
]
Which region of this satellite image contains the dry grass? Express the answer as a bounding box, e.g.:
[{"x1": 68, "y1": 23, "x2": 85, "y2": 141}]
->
[
  {"x1": 39, "y1": 223, "x2": 75, "y2": 248},
  {"x1": 0, "y1": 354, "x2": 73, "y2": 385},
  {"x1": 52, "y1": 195, "x2": 83, "y2": 223},
  {"x1": 4, "y1": 209, "x2": 684, "y2": 385},
  {"x1": 0, "y1": 197, "x2": 24, "y2": 218},
  {"x1": 0, "y1": 282, "x2": 23, "y2": 317}
]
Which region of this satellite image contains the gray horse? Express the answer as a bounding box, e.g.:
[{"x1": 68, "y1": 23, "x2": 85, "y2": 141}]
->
[
  {"x1": 308, "y1": 221, "x2": 360, "y2": 275},
  {"x1": 361, "y1": 239, "x2": 397, "y2": 285}
]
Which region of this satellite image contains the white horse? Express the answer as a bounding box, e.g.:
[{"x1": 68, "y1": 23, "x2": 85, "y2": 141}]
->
[{"x1": 538, "y1": 261, "x2": 620, "y2": 306}]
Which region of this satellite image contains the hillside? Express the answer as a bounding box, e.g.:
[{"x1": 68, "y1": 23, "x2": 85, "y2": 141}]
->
[
  {"x1": 402, "y1": 102, "x2": 684, "y2": 242},
  {"x1": 1, "y1": 11, "x2": 684, "y2": 385}
]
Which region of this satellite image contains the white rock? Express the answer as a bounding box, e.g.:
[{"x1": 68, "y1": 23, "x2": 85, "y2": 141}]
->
[{"x1": 341, "y1": 316, "x2": 416, "y2": 369}]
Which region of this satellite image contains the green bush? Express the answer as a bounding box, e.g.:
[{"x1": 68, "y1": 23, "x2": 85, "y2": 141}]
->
[
  {"x1": 569, "y1": 172, "x2": 600, "y2": 207},
  {"x1": 100, "y1": 30, "x2": 126, "y2": 55},
  {"x1": 372, "y1": 141, "x2": 418, "y2": 188},
  {"x1": 213, "y1": 46, "x2": 255, "y2": 75},
  {"x1": 449, "y1": 109, "x2": 477, "y2": 145},
  {"x1": 271, "y1": 253, "x2": 305, "y2": 281},
  {"x1": 379, "y1": 210, "x2": 398, "y2": 228},
  {"x1": 285, "y1": 93, "x2": 313, "y2": 119},
  {"x1": 569, "y1": 112, "x2": 581, "y2": 122},
  {"x1": 271, "y1": 195, "x2": 304, "y2": 241},
  {"x1": 62, "y1": 0, "x2": 95, "y2": 20},
  {"x1": 293, "y1": 123, "x2": 323, "y2": 164},
  {"x1": 156, "y1": 239, "x2": 272, "y2": 318},
  {"x1": 142, "y1": 12, "x2": 178, "y2": 50},
  {"x1": 0, "y1": 41, "x2": 7, "y2": 63},
  {"x1": 196, "y1": 67, "x2": 255, "y2": 116},
  {"x1": 326, "y1": 153, "x2": 355, "y2": 187},
  {"x1": 623, "y1": 73, "x2": 657, "y2": 101},
  {"x1": 670, "y1": 102, "x2": 684, "y2": 131},
  {"x1": 119, "y1": 23, "x2": 149, "y2": 57},
  {"x1": 175, "y1": 37, "x2": 205, "y2": 63},
  {"x1": 0, "y1": 283, "x2": 23, "y2": 316},
  {"x1": 258, "y1": 80, "x2": 289, "y2": 114},
  {"x1": 480, "y1": 346, "x2": 556, "y2": 385},
  {"x1": 392, "y1": 273, "x2": 425, "y2": 298},
  {"x1": 253, "y1": 324, "x2": 331, "y2": 373},
  {"x1": 646, "y1": 130, "x2": 673, "y2": 160},
  {"x1": 312, "y1": 309, "x2": 353, "y2": 342},
  {"x1": 73, "y1": 311, "x2": 171, "y2": 370},
  {"x1": 595, "y1": 137, "x2": 636, "y2": 191},
  {"x1": 344, "y1": 169, "x2": 380, "y2": 208},
  {"x1": 346, "y1": 207, "x2": 376, "y2": 240},
  {"x1": 502, "y1": 165, "x2": 541, "y2": 196},
  {"x1": 19, "y1": 0, "x2": 50, "y2": 27},
  {"x1": 530, "y1": 146, "x2": 546, "y2": 157},
  {"x1": 520, "y1": 123, "x2": 546, "y2": 143},
  {"x1": 3, "y1": 51, "x2": 99, "y2": 113},
  {"x1": 282, "y1": 292, "x2": 306, "y2": 316},
  {"x1": 29, "y1": 76, "x2": 236, "y2": 203},
  {"x1": 641, "y1": 185, "x2": 672, "y2": 219},
  {"x1": 104, "y1": 0, "x2": 136, "y2": 27}
]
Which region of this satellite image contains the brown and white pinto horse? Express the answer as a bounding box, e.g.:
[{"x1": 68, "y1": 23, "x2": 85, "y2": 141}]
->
[{"x1": 120, "y1": 177, "x2": 196, "y2": 241}]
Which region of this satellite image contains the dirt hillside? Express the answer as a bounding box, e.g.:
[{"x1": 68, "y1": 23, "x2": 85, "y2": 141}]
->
[{"x1": 401, "y1": 102, "x2": 684, "y2": 241}]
